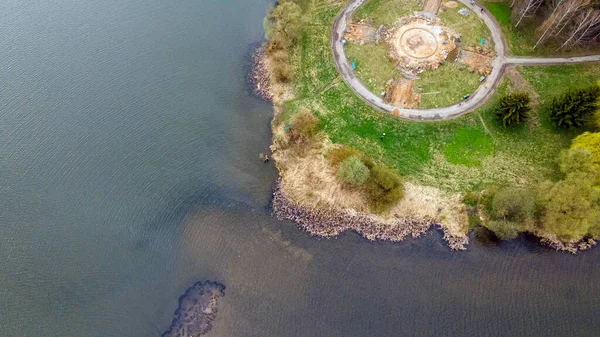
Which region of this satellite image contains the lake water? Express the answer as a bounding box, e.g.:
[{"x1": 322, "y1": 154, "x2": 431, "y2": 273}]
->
[{"x1": 0, "y1": 0, "x2": 599, "y2": 336}]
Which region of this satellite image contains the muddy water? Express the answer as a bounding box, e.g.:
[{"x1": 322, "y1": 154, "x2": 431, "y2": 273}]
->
[{"x1": 0, "y1": 0, "x2": 599, "y2": 336}]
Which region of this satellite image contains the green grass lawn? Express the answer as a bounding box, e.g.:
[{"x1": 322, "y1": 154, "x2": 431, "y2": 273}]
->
[
  {"x1": 416, "y1": 62, "x2": 481, "y2": 108},
  {"x1": 283, "y1": 0, "x2": 600, "y2": 193},
  {"x1": 438, "y1": 6, "x2": 493, "y2": 50},
  {"x1": 345, "y1": 42, "x2": 397, "y2": 93},
  {"x1": 354, "y1": 0, "x2": 421, "y2": 26},
  {"x1": 483, "y1": 1, "x2": 510, "y2": 25}
]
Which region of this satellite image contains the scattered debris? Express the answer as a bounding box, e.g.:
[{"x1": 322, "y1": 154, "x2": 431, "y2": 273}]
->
[
  {"x1": 458, "y1": 8, "x2": 471, "y2": 16},
  {"x1": 343, "y1": 20, "x2": 377, "y2": 45},
  {"x1": 457, "y1": 50, "x2": 494, "y2": 75}
]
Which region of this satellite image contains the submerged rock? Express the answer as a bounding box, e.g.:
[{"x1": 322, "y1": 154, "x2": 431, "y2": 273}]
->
[{"x1": 162, "y1": 281, "x2": 225, "y2": 337}]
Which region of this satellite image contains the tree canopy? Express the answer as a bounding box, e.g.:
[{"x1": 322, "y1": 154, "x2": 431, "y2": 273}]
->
[
  {"x1": 495, "y1": 92, "x2": 531, "y2": 127},
  {"x1": 549, "y1": 85, "x2": 600, "y2": 128},
  {"x1": 539, "y1": 147, "x2": 600, "y2": 240},
  {"x1": 571, "y1": 132, "x2": 600, "y2": 170},
  {"x1": 263, "y1": 1, "x2": 303, "y2": 43}
]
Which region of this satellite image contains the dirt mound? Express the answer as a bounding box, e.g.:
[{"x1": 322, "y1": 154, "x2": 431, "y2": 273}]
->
[
  {"x1": 343, "y1": 20, "x2": 377, "y2": 45},
  {"x1": 383, "y1": 78, "x2": 421, "y2": 108},
  {"x1": 385, "y1": 15, "x2": 459, "y2": 74},
  {"x1": 424, "y1": 0, "x2": 442, "y2": 13},
  {"x1": 443, "y1": 1, "x2": 459, "y2": 8},
  {"x1": 457, "y1": 50, "x2": 493, "y2": 75}
]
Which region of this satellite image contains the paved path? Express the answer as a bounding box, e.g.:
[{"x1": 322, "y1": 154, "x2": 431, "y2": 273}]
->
[{"x1": 330, "y1": 0, "x2": 600, "y2": 121}]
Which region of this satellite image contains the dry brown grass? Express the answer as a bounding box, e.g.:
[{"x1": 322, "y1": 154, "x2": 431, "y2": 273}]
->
[{"x1": 272, "y1": 126, "x2": 469, "y2": 236}]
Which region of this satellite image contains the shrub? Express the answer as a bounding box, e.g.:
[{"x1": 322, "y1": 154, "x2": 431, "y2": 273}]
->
[
  {"x1": 548, "y1": 85, "x2": 600, "y2": 128},
  {"x1": 326, "y1": 146, "x2": 361, "y2": 167},
  {"x1": 495, "y1": 92, "x2": 531, "y2": 127},
  {"x1": 289, "y1": 109, "x2": 319, "y2": 141},
  {"x1": 492, "y1": 187, "x2": 535, "y2": 223},
  {"x1": 365, "y1": 165, "x2": 404, "y2": 213},
  {"x1": 336, "y1": 156, "x2": 370, "y2": 187},
  {"x1": 485, "y1": 220, "x2": 522, "y2": 240}
]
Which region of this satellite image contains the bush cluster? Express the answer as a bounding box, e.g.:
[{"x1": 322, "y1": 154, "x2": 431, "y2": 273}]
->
[
  {"x1": 364, "y1": 165, "x2": 404, "y2": 213},
  {"x1": 327, "y1": 147, "x2": 404, "y2": 213},
  {"x1": 337, "y1": 156, "x2": 370, "y2": 187}
]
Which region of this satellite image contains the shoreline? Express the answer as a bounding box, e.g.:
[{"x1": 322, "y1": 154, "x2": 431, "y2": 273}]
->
[
  {"x1": 248, "y1": 46, "x2": 272, "y2": 102},
  {"x1": 271, "y1": 178, "x2": 469, "y2": 250},
  {"x1": 253, "y1": 0, "x2": 598, "y2": 253},
  {"x1": 250, "y1": 41, "x2": 597, "y2": 252}
]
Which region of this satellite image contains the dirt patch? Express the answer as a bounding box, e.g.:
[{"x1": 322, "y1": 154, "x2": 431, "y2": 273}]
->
[
  {"x1": 385, "y1": 15, "x2": 459, "y2": 74},
  {"x1": 383, "y1": 78, "x2": 421, "y2": 108},
  {"x1": 344, "y1": 20, "x2": 377, "y2": 45},
  {"x1": 424, "y1": 0, "x2": 442, "y2": 13},
  {"x1": 443, "y1": 1, "x2": 459, "y2": 8},
  {"x1": 457, "y1": 50, "x2": 493, "y2": 75}
]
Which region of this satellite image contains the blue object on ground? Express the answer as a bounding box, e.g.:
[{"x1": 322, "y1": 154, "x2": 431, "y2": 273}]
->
[
  {"x1": 351, "y1": 61, "x2": 356, "y2": 69},
  {"x1": 480, "y1": 37, "x2": 485, "y2": 45}
]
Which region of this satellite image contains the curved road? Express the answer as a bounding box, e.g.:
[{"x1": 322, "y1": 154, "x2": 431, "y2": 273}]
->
[{"x1": 330, "y1": 0, "x2": 600, "y2": 121}]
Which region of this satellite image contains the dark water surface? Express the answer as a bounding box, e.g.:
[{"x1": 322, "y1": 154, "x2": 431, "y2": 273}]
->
[{"x1": 0, "y1": 0, "x2": 599, "y2": 336}]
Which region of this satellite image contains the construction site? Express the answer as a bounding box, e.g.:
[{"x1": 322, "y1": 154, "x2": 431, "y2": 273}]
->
[{"x1": 343, "y1": 0, "x2": 495, "y2": 108}]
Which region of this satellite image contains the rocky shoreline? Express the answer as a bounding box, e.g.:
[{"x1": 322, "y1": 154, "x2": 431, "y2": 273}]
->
[
  {"x1": 538, "y1": 235, "x2": 597, "y2": 254},
  {"x1": 248, "y1": 46, "x2": 272, "y2": 101},
  {"x1": 271, "y1": 179, "x2": 469, "y2": 250}
]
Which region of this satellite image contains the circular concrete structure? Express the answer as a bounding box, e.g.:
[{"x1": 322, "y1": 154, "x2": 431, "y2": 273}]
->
[
  {"x1": 399, "y1": 28, "x2": 438, "y2": 59},
  {"x1": 387, "y1": 17, "x2": 459, "y2": 72}
]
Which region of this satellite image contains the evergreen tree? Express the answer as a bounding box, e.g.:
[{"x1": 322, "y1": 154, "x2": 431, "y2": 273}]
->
[
  {"x1": 549, "y1": 85, "x2": 600, "y2": 128},
  {"x1": 495, "y1": 92, "x2": 531, "y2": 127}
]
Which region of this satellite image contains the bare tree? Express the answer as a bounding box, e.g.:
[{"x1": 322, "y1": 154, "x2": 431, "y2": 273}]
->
[
  {"x1": 558, "y1": 8, "x2": 600, "y2": 49},
  {"x1": 514, "y1": 0, "x2": 544, "y2": 28},
  {"x1": 533, "y1": 0, "x2": 591, "y2": 48}
]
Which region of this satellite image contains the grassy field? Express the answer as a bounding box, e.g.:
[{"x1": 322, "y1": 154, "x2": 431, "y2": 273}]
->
[
  {"x1": 416, "y1": 62, "x2": 481, "y2": 108},
  {"x1": 344, "y1": 42, "x2": 396, "y2": 93},
  {"x1": 354, "y1": 0, "x2": 421, "y2": 26},
  {"x1": 438, "y1": 6, "x2": 493, "y2": 50},
  {"x1": 282, "y1": 0, "x2": 600, "y2": 195}
]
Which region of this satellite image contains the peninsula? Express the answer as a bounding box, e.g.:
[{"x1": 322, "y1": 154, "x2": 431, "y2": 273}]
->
[{"x1": 256, "y1": 0, "x2": 600, "y2": 251}]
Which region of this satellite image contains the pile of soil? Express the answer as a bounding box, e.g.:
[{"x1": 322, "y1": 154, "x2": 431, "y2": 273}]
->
[
  {"x1": 343, "y1": 20, "x2": 377, "y2": 45},
  {"x1": 457, "y1": 50, "x2": 493, "y2": 75},
  {"x1": 383, "y1": 78, "x2": 421, "y2": 108}
]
